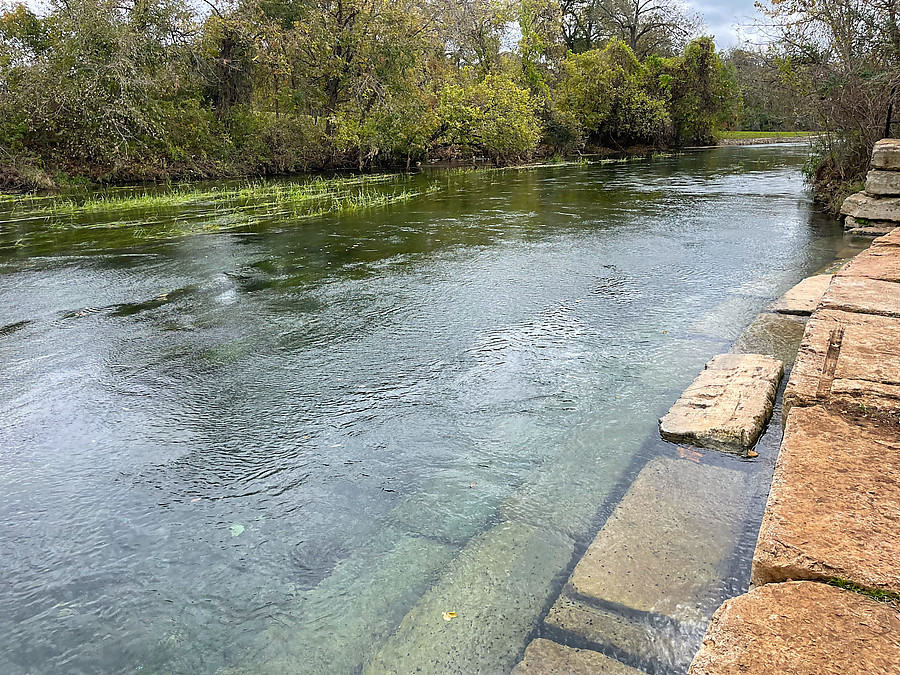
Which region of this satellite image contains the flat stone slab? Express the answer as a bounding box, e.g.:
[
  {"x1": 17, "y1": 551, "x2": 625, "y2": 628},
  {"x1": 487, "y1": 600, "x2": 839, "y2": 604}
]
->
[
  {"x1": 363, "y1": 521, "x2": 573, "y2": 675},
  {"x1": 783, "y1": 309, "x2": 900, "y2": 416},
  {"x1": 544, "y1": 457, "x2": 747, "y2": 671},
  {"x1": 730, "y1": 312, "x2": 807, "y2": 368},
  {"x1": 688, "y1": 581, "x2": 900, "y2": 675},
  {"x1": 659, "y1": 353, "x2": 783, "y2": 452},
  {"x1": 841, "y1": 192, "x2": 900, "y2": 222},
  {"x1": 820, "y1": 275, "x2": 900, "y2": 318},
  {"x1": 770, "y1": 275, "x2": 832, "y2": 315},
  {"x1": 510, "y1": 639, "x2": 643, "y2": 675},
  {"x1": 843, "y1": 215, "x2": 896, "y2": 234},
  {"x1": 752, "y1": 405, "x2": 900, "y2": 593},
  {"x1": 865, "y1": 169, "x2": 900, "y2": 195},
  {"x1": 836, "y1": 242, "x2": 900, "y2": 282},
  {"x1": 566, "y1": 457, "x2": 748, "y2": 623},
  {"x1": 871, "y1": 137, "x2": 900, "y2": 170},
  {"x1": 874, "y1": 226, "x2": 900, "y2": 246}
]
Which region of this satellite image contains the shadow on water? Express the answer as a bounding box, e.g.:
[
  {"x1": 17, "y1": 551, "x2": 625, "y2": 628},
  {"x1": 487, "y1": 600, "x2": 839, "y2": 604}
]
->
[{"x1": 0, "y1": 144, "x2": 851, "y2": 674}]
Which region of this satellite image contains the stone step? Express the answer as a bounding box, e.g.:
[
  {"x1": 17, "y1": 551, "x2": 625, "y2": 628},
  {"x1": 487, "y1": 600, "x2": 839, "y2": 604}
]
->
[
  {"x1": 836, "y1": 240, "x2": 900, "y2": 282},
  {"x1": 752, "y1": 405, "x2": 900, "y2": 594},
  {"x1": 841, "y1": 192, "x2": 900, "y2": 222},
  {"x1": 843, "y1": 215, "x2": 897, "y2": 233},
  {"x1": 659, "y1": 353, "x2": 783, "y2": 452},
  {"x1": 770, "y1": 275, "x2": 832, "y2": 315},
  {"x1": 871, "y1": 137, "x2": 900, "y2": 170},
  {"x1": 544, "y1": 457, "x2": 749, "y2": 671},
  {"x1": 688, "y1": 581, "x2": 900, "y2": 675},
  {"x1": 783, "y1": 309, "x2": 900, "y2": 416},
  {"x1": 511, "y1": 639, "x2": 645, "y2": 675},
  {"x1": 362, "y1": 521, "x2": 574, "y2": 675},
  {"x1": 729, "y1": 312, "x2": 807, "y2": 368},
  {"x1": 820, "y1": 275, "x2": 900, "y2": 318},
  {"x1": 865, "y1": 169, "x2": 900, "y2": 195}
]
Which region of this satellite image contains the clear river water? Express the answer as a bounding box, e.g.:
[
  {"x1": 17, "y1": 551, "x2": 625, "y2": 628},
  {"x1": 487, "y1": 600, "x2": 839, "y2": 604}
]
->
[{"x1": 0, "y1": 145, "x2": 858, "y2": 674}]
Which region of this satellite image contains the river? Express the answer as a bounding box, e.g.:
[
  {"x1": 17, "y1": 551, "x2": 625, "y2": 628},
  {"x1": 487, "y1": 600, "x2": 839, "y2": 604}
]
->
[{"x1": 0, "y1": 145, "x2": 856, "y2": 674}]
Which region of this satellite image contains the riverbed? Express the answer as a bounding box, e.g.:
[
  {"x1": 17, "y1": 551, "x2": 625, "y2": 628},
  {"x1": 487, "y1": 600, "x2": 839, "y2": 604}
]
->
[{"x1": 0, "y1": 146, "x2": 856, "y2": 674}]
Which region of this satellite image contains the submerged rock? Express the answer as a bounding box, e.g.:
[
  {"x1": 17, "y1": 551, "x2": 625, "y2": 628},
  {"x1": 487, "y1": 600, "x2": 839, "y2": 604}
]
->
[
  {"x1": 659, "y1": 353, "x2": 783, "y2": 452},
  {"x1": 770, "y1": 275, "x2": 832, "y2": 316},
  {"x1": 511, "y1": 638, "x2": 643, "y2": 675},
  {"x1": 544, "y1": 457, "x2": 749, "y2": 672}
]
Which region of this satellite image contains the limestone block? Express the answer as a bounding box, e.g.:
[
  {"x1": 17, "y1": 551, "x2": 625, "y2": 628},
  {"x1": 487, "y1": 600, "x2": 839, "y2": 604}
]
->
[
  {"x1": 770, "y1": 275, "x2": 832, "y2": 315},
  {"x1": 843, "y1": 215, "x2": 896, "y2": 234},
  {"x1": 871, "y1": 137, "x2": 900, "y2": 170},
  {"x1": 752, "y1": 405, "x2": 900, "y2": 593},
  {"x1": 840, "y1": 192, "x2": 900, "y2": 222},
  {"x1": 544, "y1": 593, "x2": 705, "y2": 672},
  {"x1": 729, "y1": 312, "x2": 807, "y2": 368},
  {"x1": 362, "y1": 521, "x2": 574, "y2": 675},
  {"x1": 659, "y1": 353, "x2": 783, "y2": 452},
  {"x1": 836, "y1": 242, "x2": 900, "y2": 282},
  {"x1": 784, "y1": 309, "x2": 900, "y2": 416},
  {"x1": 510, "y1": 639, "x2": 643, "y2": 675},
  {"x1": 688, "y1": 581, "x2": 900, "y2": 675},
  {"x1": 874, "y1": 226, "x2": 900, "y2": 246},
  {"x1": 820, "y1": 275, "x2": 900, "y2": 318},
  {"x1": 543, "y1": 457, "x2": 746, "y2": 671},
  {"x1": 567, "y1": 457, "x2": 748, "y2": 623},
  {"x1": 865, "y1": 169, "x2": 900, "y2": 195}
]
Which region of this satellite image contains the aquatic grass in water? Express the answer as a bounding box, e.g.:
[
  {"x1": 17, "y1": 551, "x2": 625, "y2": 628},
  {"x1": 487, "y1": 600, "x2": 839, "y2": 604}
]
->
[{"x1": 1, "y1": 174, "x2": 442, "y2": 242}]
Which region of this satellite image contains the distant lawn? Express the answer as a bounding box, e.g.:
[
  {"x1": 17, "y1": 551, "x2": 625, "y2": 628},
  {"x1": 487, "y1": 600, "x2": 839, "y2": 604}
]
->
[{"x1": 719, "y1": 130, "x2": 821, "y2": 140}]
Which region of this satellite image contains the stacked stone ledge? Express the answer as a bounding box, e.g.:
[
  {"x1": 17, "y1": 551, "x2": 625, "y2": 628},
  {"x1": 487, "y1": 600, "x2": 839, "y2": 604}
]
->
[
  {"x1": 841, "y1": 138, "x2": 900, "y2": 235},
  {"x1": 690, "y1": 164, "x2": 900, "y2": 674}
]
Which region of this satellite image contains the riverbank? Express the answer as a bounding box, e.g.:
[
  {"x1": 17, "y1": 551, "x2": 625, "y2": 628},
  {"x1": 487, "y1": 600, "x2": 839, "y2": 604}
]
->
[
  {"x1": 689, "y1": 228, "x2": 900, "y2": 673},
  {"x1": 718, "y1": 131, "x2": 820, "y2": 146}
]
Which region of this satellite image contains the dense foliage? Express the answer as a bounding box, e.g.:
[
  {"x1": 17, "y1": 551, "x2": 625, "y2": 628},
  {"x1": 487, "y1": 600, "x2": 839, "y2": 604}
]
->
[
  {"x1": 0, "y1": 0, "x2": 740, "y2": 188},
  {"x1": 748, "y1": 0, "x2": 900, "y2": 209}
]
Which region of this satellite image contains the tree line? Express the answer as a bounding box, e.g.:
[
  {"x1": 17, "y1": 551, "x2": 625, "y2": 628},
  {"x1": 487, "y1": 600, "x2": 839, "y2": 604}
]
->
[{"x1": 0, "y1": 0, "x2": 740, "y2": 188}]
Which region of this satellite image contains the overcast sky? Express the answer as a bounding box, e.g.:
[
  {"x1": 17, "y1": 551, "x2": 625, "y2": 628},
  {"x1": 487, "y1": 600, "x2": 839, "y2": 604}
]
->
[{"x1": 690, "y1": 0, "x2": 764, "y2": 48}]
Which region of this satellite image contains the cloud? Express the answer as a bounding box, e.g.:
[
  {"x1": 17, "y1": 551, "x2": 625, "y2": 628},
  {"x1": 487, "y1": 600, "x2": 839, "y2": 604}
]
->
[{"x1": 687, "y1": 0, "x2": 765, "y2": 48}]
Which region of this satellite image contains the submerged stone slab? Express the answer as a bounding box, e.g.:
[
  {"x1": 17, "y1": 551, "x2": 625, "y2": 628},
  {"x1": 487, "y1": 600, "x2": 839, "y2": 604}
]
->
[
  {"x1": 820, "y1": 275, "x2": 900, "y2": 318},
  {"x1": 770, "y1": 275, "x2": 832, "y2": 315},
  {"x1": 544, "y1": 457, "x2": 746, "y2": 671},
  {"x1": 865, "y1": 169, "x2": 900, "y2": 196},
  {"x1": 871, "y1": 137, "x2": 900, "y2": 170},
  {"x1": 730, "y1": 312, "x2": 807, "y2": 368},
  {"x1": 223, "y1": 532, "x2": 457, "y2": 675},
  {"x1": 545, "y1": 592, "x2": 705, "y2": 672},
  {"x1": 752, "y1": 405, "x2": 900, "y2": 593},
  {"x1": 687, "y1": 581, "x2": 900, "y2": 675},
  {"x1": 783, "y1": 309, "x2": 900, "y2": 416},
  {"x1": 568, "y1": 457, "x2": 748, "y2": 623},
  {"x1": 362, "y1": 521, "x2": 573, "y2": 675},
  {"x1": 841, "y1": 192, "x2": 900, "y2": 222},
  {"x1": 510, "y1": 639, "x2": 643, "y2": 675},
  {"x1": 659, "y1": 353, "x2": 783, "y2": 452},
  {"x1": 836, "y1": 242, "x2": 900, "y2": 282}
]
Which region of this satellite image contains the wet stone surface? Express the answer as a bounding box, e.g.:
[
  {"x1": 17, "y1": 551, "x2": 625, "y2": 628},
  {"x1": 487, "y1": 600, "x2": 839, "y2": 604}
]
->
[
  {"x1": 688, "y1": 581, "x2": 900, "y2": 675},
  {"x1": 659, "y1": 354, "x2": 783, "y2": 452},
  {"x1": 729, "y1": 312, "x2": 807, "y2": 368},
  {"x1": 770, "y1": 274, "x2": 832, "y2": 315},
  {"x1": 511, "y1": 638, "x2": 645, "y2": 675}
]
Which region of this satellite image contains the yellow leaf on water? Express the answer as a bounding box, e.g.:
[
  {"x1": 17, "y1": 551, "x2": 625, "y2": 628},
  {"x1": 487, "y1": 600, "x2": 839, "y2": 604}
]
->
[{"x1": 442, "y1": 611, "x2": 457, "y2": 621}]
